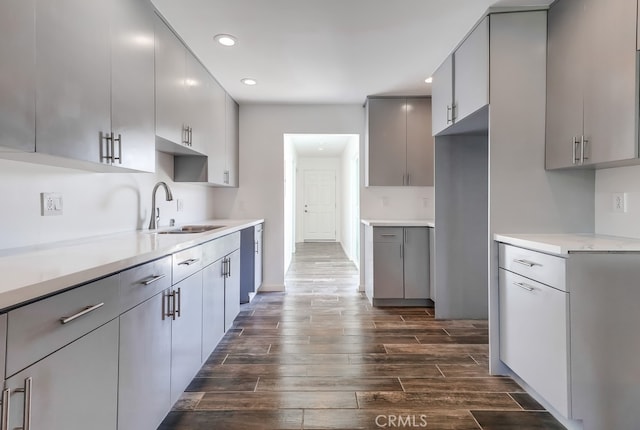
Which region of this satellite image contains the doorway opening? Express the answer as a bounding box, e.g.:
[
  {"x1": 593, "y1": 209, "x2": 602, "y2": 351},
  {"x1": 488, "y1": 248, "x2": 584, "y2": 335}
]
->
[{"x1": 283, "y1": 134, "x2": 360, "y2": 278}]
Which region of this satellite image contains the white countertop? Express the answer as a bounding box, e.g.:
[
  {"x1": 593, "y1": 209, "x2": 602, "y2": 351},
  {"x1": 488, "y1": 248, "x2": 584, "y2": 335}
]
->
[
  {"x1": 494, "y1": 233, "x2": 640, "y2": 255},
  {"x1": 361, "y1": 219, "x2": 435, "y2": 228},
  {"x1": 0, "y1": 219, "x2": 263, "y2": 311}
]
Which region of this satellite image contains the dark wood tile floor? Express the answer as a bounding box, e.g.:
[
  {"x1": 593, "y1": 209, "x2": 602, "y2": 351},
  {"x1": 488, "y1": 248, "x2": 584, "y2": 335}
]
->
[{"x1": 159, "y1": 242, "x2": 565, "y2": 430}]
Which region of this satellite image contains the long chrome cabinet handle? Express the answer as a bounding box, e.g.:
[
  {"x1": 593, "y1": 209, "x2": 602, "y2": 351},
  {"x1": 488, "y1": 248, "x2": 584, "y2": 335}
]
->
[
  {"x1": 380, "y1": 234, "x2": 396, "y2": 237},
  {"x1": 178, "y1": 258, "x2": 199, "y2": 266},
  {"x1": 60, "y1": 303, "x2": 104, "y2": 324},
  {"x1": 513, "y1": 282, "x2": 534, "y2": 292},
  {"x1": 23, "y1": 378, "x2": 32, "y2": 430},
  {"x1": 581, "y1": 136, "x2": 589, "y2": 164},
  {"x1": 446, "y1": 105, "x2": 452, "y2": 124},
  {"x1": 113, "y1": 133, "x2": 122, "y2": 164},
  {"x1": 572, "y1": 136, "x2": 580, "y2": 165},
  {"x1": 141, "y1": 274, "x2": 166, "y2": 285},
  {"x1": 175, "y1": 288, "x2": 181, "y2": 318},
  {"x1": 255, "y1": 240, "x2": 258, "y2": 254},
  {"x1": 1, "y1": 388, "x2": 9, "y2": 430},
  {"x1": 512, "y1": 259, "x2": 538, "y2": 268},
  {"x1": 227, "y1": 259, "x2": 231, "y2": 278}
]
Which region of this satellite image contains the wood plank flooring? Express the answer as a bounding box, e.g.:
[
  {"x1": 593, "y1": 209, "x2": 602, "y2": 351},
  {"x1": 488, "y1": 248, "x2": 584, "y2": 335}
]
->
[{"x1": 159, "y1": 242, "x2": 565, "y2": 430}]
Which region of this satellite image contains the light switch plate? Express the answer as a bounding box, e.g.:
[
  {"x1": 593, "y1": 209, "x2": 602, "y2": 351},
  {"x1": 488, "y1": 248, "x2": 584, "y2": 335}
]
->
[{"x1": 41, "y1": 192, "x2": 63, "y2": 216}]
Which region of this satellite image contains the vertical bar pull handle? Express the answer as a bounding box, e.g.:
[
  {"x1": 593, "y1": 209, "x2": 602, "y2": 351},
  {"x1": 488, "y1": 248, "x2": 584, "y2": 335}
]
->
[
  {"x1": 23, "y1": 377, "x2": 32, "y2": 430},
  {"x1": 581, "y1": 136, "x2": 589, "y2": 163},
  {"x1": 572, "y1": 137, "x2": 580, "y2": 165},
  {"x1": 446, "y1": 105, "x2": 452, "y2": 124},
  {"x1": 175, "y1": 288, "x2": 181, "y2": 318},
  {"x1": 114, "y1": 133, "x2": 122, "y2": 164},
  {"x1": 1, "y1": 388, "x2": 10, "y2": 430},
  {"x1": 228, "y1": 258, "x2": 232, "y2": 278}
]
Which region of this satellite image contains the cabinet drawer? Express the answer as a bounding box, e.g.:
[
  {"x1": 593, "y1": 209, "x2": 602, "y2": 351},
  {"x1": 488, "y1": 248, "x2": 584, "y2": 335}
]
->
[
  {"x1": 6, "y1": 274, "x2": 119, "y2": 377},
  {"x1": 173, "y1": 246, "x2": 203, "y2": 284},
  {"x1": 120, "y1": 256, "x2": 172, "y2": 313},
  {"x1": 499, "y1": 243, "x2": 566, "y2": 290},
  {"x1": 202, "y1": 232, "x2": 241, "y2": 267},
  {"x1": 373, "y1": 227, "x2": 403, "y2": 243},
  {"x1": 499, "y1": 269, "x2": 570, "y2": 416}
]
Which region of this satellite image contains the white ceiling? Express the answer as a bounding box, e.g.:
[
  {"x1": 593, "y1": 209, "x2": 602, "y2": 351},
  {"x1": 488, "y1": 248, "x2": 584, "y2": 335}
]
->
[
  {"x1": 288, "y1": 134, "x2": 356, "y2": 157},
  {"x1": 151, "y1": 0, "x2": 554, "y2": 105}
]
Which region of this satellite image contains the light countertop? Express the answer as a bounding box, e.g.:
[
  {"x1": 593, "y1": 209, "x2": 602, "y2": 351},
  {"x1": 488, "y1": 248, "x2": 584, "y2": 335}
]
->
[
  {"x1": 0, "y1": 219, "x2": 263, "y2": 311},
  {"x1": 494, "y1": 233, "x2": 640, "y2": 255},
  {"x1": 361, "y1": 219, "x2": 435, "y2": 228}
]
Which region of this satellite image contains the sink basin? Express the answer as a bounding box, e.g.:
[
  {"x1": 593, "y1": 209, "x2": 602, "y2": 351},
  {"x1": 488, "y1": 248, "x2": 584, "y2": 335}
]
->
[{"x1": 158, "y1": 225, "x2": 225, "y2": 234}]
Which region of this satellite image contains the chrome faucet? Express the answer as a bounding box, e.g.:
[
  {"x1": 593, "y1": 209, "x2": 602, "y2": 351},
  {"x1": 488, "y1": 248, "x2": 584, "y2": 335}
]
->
[{"x1": 148, "y1": 181, "x2": 174, "y2": 230}]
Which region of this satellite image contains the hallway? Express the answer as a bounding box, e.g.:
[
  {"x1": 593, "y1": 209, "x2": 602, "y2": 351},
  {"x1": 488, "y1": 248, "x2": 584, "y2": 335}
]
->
[{"x1": 159, "y1": 242, "x2": 564, "y2": 429}]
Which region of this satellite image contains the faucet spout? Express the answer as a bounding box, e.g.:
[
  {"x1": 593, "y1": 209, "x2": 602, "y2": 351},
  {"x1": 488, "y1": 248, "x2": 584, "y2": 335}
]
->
[{"x1": 148, "y1": 181, "x2": 174, "y2": 230}]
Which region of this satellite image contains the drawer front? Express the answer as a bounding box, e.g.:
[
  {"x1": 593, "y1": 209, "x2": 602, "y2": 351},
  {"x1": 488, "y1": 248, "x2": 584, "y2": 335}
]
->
[
  {"x1": 120, "y1": 256, "x2": 172, "y2": 313},
  {"x1": 202, "y1": 232, "x2": 241, "y2": 267},
  {"x1": 6, "y1": 274, "x2": 120, "y2": 377},
  {"x1": 499, "y1": 269, "x2": 570, "y2": 416},
  {"x1": 499, "y1": 243, "x2": 566, "y2": 290},
  {"x1": 373, "y1": 227, "x2": 403, "y2": 243},
  {"x1": 173, "y1": 246, "x2": 203, "y2": 284}
]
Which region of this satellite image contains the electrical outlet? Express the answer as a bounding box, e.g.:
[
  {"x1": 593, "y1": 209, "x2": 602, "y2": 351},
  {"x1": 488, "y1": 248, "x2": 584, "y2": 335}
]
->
[
  {"x1": 381, "y1": 196, "x2": 389, "y2": 207},
  {"x1": 41, "y1": 192, "x2": 63, "y2": 216},
  {"x1": 612, "y1": 192, "x2": 627, "y2": 213},
  {"x1": 176, "y1": 199, "x2": 184, "y2": 212}
]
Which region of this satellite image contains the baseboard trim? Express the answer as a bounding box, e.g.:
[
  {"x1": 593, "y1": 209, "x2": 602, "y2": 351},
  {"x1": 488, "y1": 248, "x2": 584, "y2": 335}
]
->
[{"x1": 258, "y1": 283, "x2": 285, "y2": 292}]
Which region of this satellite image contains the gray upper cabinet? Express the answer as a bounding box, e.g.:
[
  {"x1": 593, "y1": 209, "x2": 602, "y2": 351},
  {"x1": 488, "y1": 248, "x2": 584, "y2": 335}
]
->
[
  {"x1": 366, "y1": 97, "x2": 434, "y2": 186},
  {"x1": 185, "y1": 53, "x2": 215, "y2": 155},
  {"x1": 546, "y1": 0, "x2": 638, "y2": 169},
  {"x1": 35, "y1": 0, "x2": 111, "y2": 164},
  {"x1": 454, "y1": 16, "x2": 489, "y2": 123},
  {"x1": 207, "y1": 80, "x2": 227, "y2": 185},
  {"x1": 110, "y1": 0, "x2": 156, "y2": 172},
  {"x1": 431, "y1": 16, "x2": 489, "y2": 136},
  {"x1": 0, "y1": 0, "x2": 35, "y2": 152},
  {"x1": 225, "y1": 93, "x2": 240, "y2": 187},
  {"x1": 431, "y1": 56, "x2": 453, "y2": 136},
  {"x1": 155, "y1": 14, "x2": 188, "y2": 149}
]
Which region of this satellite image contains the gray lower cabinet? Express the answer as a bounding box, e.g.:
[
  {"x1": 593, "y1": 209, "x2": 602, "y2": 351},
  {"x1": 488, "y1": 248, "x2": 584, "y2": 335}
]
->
[
  {"x1": 202, "y1": 258, "x2": 225, "y2": 362},
  {"x1": 5, "y1": 319, "x2": 119, "y2": 430},
  {"x1": 224, "y1": 249, "x2": 241, "y2": 331},
  {"x1": 240, "y1": 223, "x2": 264, "y2": 304},
  {"x1": 254, "y1": 224, "x2": 263, "y2": 292},
  {"x1": 0, "y1": 0, "x2": 35, "y2": 152},
  {"x1": 366, "y1": 226, "x2": 430, "y2": 305},
  {"x1": 118, "y1": 256, "x2": 172, "y2": 430},
  {"x1": 118, "y1": 291, "x2": 172, "y2": 430},
  {"x1": 170, "y1": 271, "x2": 203, "y2": 404}
]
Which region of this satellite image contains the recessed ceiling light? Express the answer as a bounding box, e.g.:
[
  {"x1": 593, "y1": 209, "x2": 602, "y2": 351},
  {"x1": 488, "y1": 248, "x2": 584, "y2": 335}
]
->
[
  {"x1": 214, "y1": 34, "x2": 237, "y2": 47},
  {"x1": 425, "y1": 77, "x2": 433, "y2": 84},
  {"x1": 241, "y1": 78, "x2": 257, "y2": 86},
  {"x1": 318, "y1": 147, "x2": 324, "y2": 151}
]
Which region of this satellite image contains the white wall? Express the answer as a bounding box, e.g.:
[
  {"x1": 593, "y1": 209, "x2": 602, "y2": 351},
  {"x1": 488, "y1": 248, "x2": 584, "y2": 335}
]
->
[
  {"x1": 341, "y1": 136, "x2": 360, "y2": 264},
  {"x1": 595, "y1": 165, "x2": 640, "y2": 238},
  {"x1": 283, "y1": 137, "x2": 297, "y2": 272},
  {"x1": 361, "y1": 186, "x2": 434, "y2": 220},
  {"x1": 0, "y1": 152, "x2": 216, "y2": 250},
  {"x1": 295, "y1": 157, "x2": 342, "y2": 243}
]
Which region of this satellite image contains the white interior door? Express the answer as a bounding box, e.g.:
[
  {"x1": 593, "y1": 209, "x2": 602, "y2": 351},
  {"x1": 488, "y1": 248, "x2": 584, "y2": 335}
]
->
[{"x1": 303, "y1": 169, "x2": 336, "y2": 241}]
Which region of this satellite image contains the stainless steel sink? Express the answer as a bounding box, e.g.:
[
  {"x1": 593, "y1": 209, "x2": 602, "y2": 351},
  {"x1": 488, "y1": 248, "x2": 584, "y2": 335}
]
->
[{"x1": 157, "y1": 225, "x2": 225, "y2": 234}]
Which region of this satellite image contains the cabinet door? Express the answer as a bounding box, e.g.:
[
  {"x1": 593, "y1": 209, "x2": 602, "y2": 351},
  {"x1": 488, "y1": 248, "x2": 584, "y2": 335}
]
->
[
  {"x1": 373, "y1": 236, "x2": 404, "y2": 299},
  {"x1": 454, "y1": 16, "x2": 489, "y2": 124},
  {"x1": 431, "y1": 56, "x2": 454, "y2": 135},
  {"x1": 35, "y1": 0, "x2": 111, "y2": 163},
  {"x1": 185, "y1": 53, "x2": 213, "y2": 155},
  {"x1": 6, "y1": 320, "x2": 119, "y2": 430},
  {"x1": 155, "y1": 15, "x2": 186, "y2": 147},
  {"x1": 545, "y1": 0, "x2": 584, "y2": 169},
  {"x1": 225, "y1": 93, "x2": 240, "y2": 186},
  {"x1": 207, "y1": 80, "x2": 227, "y2": 185},
  {"x1": 170, "y1": 271, "x2": 203, "y2": 404},
  {"x1": 403, "y1": 228, "x2": 429, "y2": 299},
  {"x1": 367, "y1": 98, "x2": 407, "y2": 186},
  {"x1": 0, "y1": 0, "x2": 35, "y2": 152},
  {"x1": 582, "y1": 0, "x2": 638, "y2": 165},
  {"x1": 118, "y1": 291, "x2": 172, "y2": 430},
  {"x1": 224, "y1": 250, "x2": 241, "y2": 331},
  {"x1": 110, "y1": 0, "x2": 155, "y2": 172},
  {"x1": 406, "y1": 98, "x2": 434, "y2": 186},
  {"x1": 202, "y1": 259, "x2": 226, "y2": 362},
  {"x1": 255, "y1": 225, "x2": 263, "y2": 291},
  {"x1": 499, "y1": 269, "x2": 570, "y2": 416}
]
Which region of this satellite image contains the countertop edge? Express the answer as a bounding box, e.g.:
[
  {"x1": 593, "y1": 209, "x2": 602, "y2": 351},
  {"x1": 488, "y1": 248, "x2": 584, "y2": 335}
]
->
[
  {"x1": 361, "y1": 219, "x2": 435, "y2": 228},
  {"x1": 0, "y1": 219, "x2": 264, "y2": 312}
]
